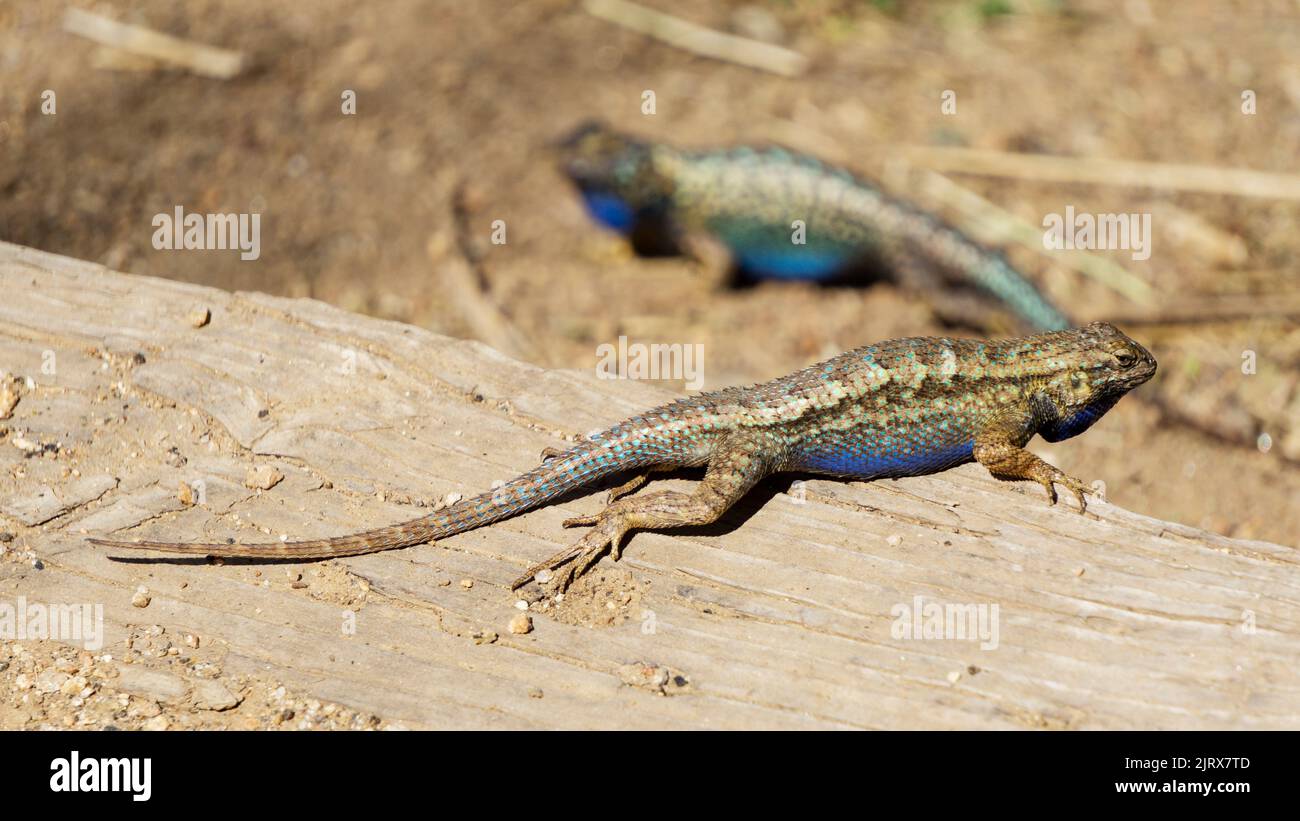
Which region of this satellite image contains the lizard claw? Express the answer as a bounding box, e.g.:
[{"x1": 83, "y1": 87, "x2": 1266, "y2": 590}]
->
[{"x1": 1040, "y1": 471, "x2": 1094, "y2": 513}]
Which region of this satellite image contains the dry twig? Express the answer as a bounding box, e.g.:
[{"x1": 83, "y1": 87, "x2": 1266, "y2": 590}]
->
[
  {"x1": 63, "y1": 8, "x2": 244, "y2": 79},
  {"x1": 584, "y1": 0, "x2": 808, "y2": 77}
]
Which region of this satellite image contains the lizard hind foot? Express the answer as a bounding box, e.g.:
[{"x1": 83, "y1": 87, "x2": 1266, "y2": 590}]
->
[
  {"x1": 605, "y1": 472, "x2": 650, "y2": 504},
  {"x1": 511, "y1": 512, "x2": 631, "y2": 592}
]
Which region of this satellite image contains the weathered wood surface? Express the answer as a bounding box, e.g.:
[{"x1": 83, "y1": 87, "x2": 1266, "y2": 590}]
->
[{"x1": 1, "y1": 241, "x2": 1297, "y2": 729}]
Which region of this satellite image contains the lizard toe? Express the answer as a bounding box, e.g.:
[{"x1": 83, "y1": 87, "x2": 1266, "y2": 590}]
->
[{"x1": 1039, "y1": 480, "x2": 1059, "y2": 506}]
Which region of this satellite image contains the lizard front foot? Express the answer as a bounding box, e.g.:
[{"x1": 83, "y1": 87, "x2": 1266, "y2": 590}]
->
[
  {"x1": 972, "y1": 441, "x2": 1097, "y2": 515},
  {"x1": 1037, "y1": 468, "x2": 1095, "y2": 513}
]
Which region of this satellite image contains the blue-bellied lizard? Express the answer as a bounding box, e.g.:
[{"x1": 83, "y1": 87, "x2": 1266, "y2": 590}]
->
[
  {"x1": 89, "y1": 322, "x2": 1154, "y2": 591},
  {"x1": 558, "y1": 120, "x2": 1070, "y2": 333}
]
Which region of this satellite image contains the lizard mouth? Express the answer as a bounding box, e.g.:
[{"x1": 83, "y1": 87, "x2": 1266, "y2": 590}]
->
[{"x1": 1128, "y1": 340, "x2": 1158, "y2": 387}]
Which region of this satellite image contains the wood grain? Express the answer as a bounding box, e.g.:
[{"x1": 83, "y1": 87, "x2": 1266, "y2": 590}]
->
[{"x1": 1, "y1": 241, "x2": 1296, "y2": 729}]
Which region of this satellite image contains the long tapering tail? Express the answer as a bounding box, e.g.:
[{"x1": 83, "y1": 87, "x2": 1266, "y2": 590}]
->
[
  {"x1": 924, "y1": 222, "x2": 1071, "y2": 332},
  {"x1": 87, "y1": 438, "x2": 652, "y2": 560}
]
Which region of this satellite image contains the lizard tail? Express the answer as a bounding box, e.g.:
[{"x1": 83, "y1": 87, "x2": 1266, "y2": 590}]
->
[
  {"x1": 891, "y1": 203, "x2": 1072, "y2": 332},
  {"x1": 968, "y1": 250, "x2": 1071, "y2": 332},
  {"x1": 87, "y1": 439, "x2": 653, "y2": 560}
]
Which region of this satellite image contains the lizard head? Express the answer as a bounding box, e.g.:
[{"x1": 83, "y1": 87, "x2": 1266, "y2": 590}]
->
[
  {"x1": 552, "y1": 121, "x2": 675, "y2": 233},
  {"x1": 554, "y1": 120, "x2": 653, "y2": 193},
  {"x1": 1036, "y1": 321, "x2": 1157, "y2": 442}
]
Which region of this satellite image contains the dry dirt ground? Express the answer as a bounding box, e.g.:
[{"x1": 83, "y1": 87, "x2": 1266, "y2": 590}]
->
[{"x1": 0, "y1": 0, "x2": 1297, "y2": 728}]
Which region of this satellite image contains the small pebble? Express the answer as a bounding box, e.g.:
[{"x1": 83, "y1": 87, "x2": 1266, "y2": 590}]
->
[
  {"x1": 459, "y1": 578, "x2": 473, "y2": 589},
  {"x1": 0, "y1": 384, "x2": 17, "y2": 420},
  {"x1": 245, "y1": 464, "x2": 284, "y2": 490},
  {"x1": 143, "y1": 715, "x2": 170, "y2": 731},
  {"x1": 36, "y1": 669, "x2": 70, "y2": 694},
  {"x1": 60, "y1": 675, "x2": 87, "y2": 697},
  {"x1": 131, "y1": 587, "x2": 151, "y2": 608},
  {"x1": 188, "y1": 307, "x2": 211, "y2": 328},
  {"x1": 508, "y1": 614, "x2": 533, "y2": 635},
  {"x1": 193, "y1": 680, "x2": 240, "y2": 711}
]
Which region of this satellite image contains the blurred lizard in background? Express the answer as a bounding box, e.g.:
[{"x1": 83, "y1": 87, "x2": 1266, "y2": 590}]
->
[{"x1": 557, "y1": 120, "x2": 1070, "y2": 333}]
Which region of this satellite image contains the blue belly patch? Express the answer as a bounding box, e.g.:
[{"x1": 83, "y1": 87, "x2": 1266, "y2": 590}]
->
[
  {"x1": 734, "y1": 246, "x2": 852, "y2": 280},
  {"x1": 580, "y1": 191, "x2": 637, "y2": 234},
  {"x1": 798, "y1": 440, "x2": 974, "y2": 479},
  {"x1": 1040, "y1": 394, "x2": 1120, "y2": 442}
]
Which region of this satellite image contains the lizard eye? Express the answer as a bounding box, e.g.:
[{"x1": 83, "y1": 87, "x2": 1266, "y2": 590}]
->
[{"x1": 1114, "y1": 349, "x2": 1137, "y2": 368}]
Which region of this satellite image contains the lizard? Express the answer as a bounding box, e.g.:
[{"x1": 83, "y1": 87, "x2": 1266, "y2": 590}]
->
[
  {"x1": 557, "y1": 120, "x2": 1071, "y2": 333},
  {"x1": 89, "y1": 322, "x2": 1156, "y2": 593}
]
